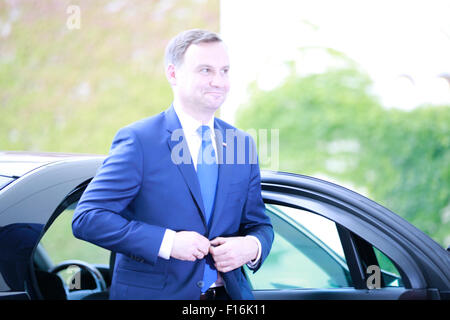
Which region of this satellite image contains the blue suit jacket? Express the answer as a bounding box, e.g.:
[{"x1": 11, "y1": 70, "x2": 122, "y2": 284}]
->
[{"x1": 72, "y1": 105, "x2": 273, "y2": 300}]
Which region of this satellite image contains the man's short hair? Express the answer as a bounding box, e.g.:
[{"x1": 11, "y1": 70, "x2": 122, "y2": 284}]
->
[{"x1": 164, "y1": 29, "x2": 222, "y2": 68}]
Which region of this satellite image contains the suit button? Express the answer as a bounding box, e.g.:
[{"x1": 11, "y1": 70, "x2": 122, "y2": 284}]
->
[{"x1": 197, "y1": 281, "x2": 204, "y2": 288}]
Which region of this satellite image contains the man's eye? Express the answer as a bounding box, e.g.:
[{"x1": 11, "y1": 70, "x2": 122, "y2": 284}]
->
[{"x1": 200, "y1": 68, "x2": 210, "y2": 74}]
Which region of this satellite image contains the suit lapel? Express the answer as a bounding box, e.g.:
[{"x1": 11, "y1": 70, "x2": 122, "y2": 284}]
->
[{"x1": 164, "y1": 106, "x2": 207, "y2": 227}]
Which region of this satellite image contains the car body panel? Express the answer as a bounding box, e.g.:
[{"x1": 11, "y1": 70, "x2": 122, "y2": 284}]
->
[
  {"x1": 0, "y1": 151, "x2": 102, "y2": 178},
  {"x1": 0, "y1": 154, "x2": 103, "y2": 296},
  {"x1": 0, "y1": 157, "x2": 103, "y2": 225}
]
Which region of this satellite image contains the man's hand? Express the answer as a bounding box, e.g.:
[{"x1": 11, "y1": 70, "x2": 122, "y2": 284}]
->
[
  {"x1": 209, "y1": 236, "x2": 259, "y2": 273},
  {"x1": 171, "y1": 231, "x2": 210, "y2": 261}
]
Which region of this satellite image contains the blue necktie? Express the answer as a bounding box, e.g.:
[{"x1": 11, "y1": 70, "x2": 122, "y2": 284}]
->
[{"x1": 196, "y1": 125, "x2": 218, "y2": 292}]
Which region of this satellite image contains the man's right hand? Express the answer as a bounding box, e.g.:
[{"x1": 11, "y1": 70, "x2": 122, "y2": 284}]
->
[{"x1": 170, "y1": 231, "x2": 210, "y2": 261}]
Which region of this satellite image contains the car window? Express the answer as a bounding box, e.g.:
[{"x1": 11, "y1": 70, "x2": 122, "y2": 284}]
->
[
  {"x1": 373, "y1": 246, "x2": 404, "y2": 287},
  {"x1": 245, "y1": 204, "x2": 352, "y2": 289},
  {"x1": 39, "y1": 200, "x2": 110, "y2": 267}
]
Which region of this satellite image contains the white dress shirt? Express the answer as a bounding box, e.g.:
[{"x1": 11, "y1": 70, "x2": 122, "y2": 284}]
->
[{"x1": 157, "y1": 103, "x2": 262, "y2": 286}]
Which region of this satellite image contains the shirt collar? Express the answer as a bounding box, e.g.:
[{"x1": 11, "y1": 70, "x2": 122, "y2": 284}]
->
[{"x1": 173, "y1": 103, "x2": 215, "y2": 138}]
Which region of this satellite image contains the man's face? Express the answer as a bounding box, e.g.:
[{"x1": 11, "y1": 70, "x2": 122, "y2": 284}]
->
[{"x1": 169, "y1": 41, "x2": 230, "y2": 117}]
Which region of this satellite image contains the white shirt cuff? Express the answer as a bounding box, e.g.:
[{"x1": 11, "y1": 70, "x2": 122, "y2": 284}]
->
[
  {"x1": 245, "y1": 235, "x2": 262, "y2": 269},
  {"x1": 158, "y1": 229, "x2": 176, "y2": 260}
]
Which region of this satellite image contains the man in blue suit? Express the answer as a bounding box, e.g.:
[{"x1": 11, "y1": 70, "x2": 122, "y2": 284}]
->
[{"x1": 72, "y1": 29, "x2": 273, "y2": 300}]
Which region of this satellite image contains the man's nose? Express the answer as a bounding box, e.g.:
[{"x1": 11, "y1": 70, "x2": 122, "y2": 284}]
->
[{"x1": 210, "y1": 73, "x2": 228, "y2": 88}]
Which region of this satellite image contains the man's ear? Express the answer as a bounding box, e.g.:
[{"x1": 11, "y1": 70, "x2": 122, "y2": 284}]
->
[{"x1": 166, "y1": 63, "x2": 177, "y2": 86}]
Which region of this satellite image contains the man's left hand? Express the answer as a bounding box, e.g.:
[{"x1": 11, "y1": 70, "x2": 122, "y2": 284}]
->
[{"x1": 209, "y1": 236, "x2": 259, "y2": 273}]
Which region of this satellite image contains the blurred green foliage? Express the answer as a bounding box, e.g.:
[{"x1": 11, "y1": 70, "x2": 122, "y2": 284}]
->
[
  {"x1": 0, "y1": 0, "x2": 220, "y2": 154},
  {"x1": 236, "y1": 55, "x2": 450, "y2": 248}
]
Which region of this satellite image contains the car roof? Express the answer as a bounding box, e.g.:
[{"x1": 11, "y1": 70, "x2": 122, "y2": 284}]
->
[{"x1": 0, "y1": 151, "x2": 104, "y2": 177}]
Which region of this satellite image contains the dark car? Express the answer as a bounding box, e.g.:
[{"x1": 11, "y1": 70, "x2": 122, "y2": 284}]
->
[{"x1": 0, "y1": 151, "x2": 448, "y2": 300}]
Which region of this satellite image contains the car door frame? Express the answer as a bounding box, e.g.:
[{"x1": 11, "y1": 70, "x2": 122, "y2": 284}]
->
[
  {"x1": 252, "y1": 171, "x2": 450, "y2": 300},
  {"x1": 28, "y1": 179, "x2": 112, "y2": 300}
]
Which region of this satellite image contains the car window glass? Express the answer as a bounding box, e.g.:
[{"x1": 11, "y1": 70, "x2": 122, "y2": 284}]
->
[
  {"x1": 39, "y1": 201, "x2": 110, "y2": 267},
  {"x1": 373, "y1": 246, "x2": 404, "y2": 287},
  {"x1": 245, "y1": 204, "x2": 352, "y2": 289}
]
